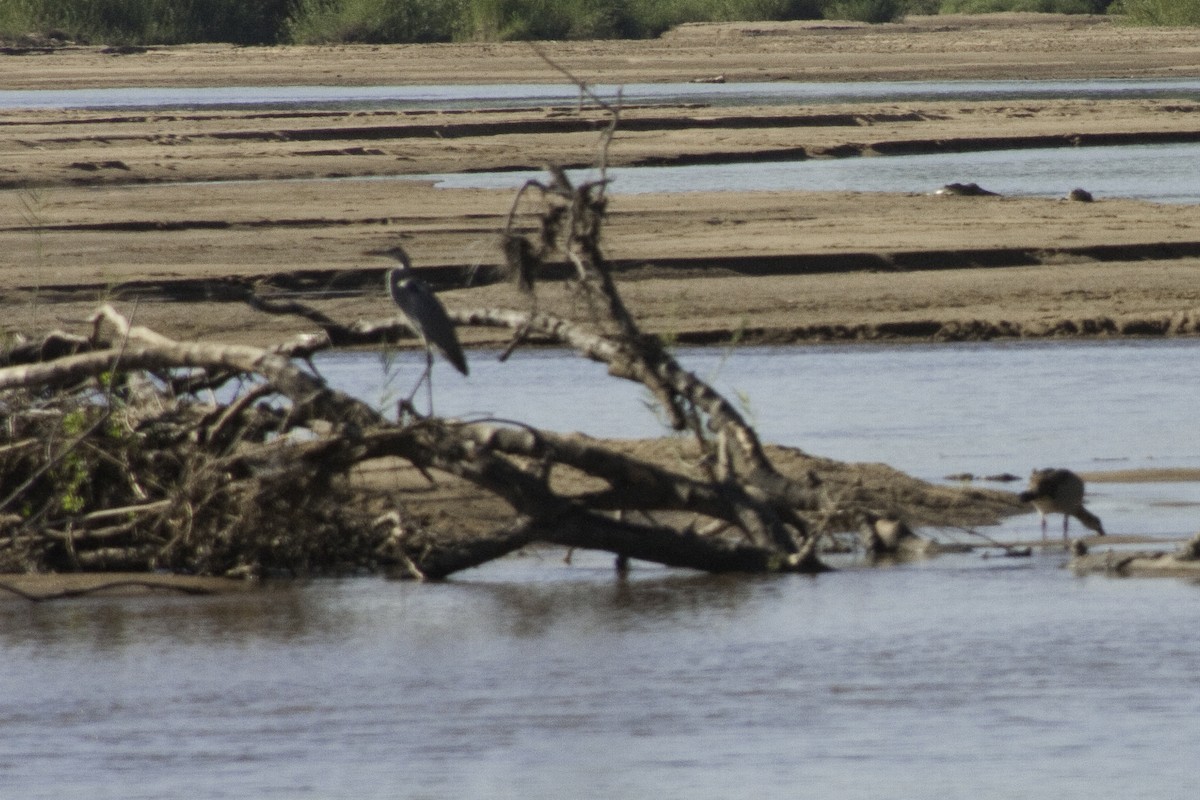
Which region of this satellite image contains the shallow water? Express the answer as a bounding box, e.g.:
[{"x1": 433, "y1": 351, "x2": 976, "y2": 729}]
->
[
  {"x1": 12, "y1": 78, "x2": 1196, "y2": 202},
  {"x1": 5, "y1": 77, "x2": 1200, "y2": 111},
  {"x1": 422, "y1": 140, "x2": 1200, "y2": 203}
]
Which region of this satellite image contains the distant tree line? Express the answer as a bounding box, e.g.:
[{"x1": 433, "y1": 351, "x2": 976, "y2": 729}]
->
[{"x1": 1, "y1": 0, "x2": 1142, "y2": 47}]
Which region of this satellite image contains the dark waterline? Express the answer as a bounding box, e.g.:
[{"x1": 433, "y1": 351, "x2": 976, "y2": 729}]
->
[{"x1": 6, "y1": 78, "x2": 1200, "y2": 111}]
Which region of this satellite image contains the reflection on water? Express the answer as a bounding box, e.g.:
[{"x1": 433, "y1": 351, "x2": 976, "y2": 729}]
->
[
  {"x1": 5, "y1": 78, "x2": 1200, "y2": 111},
  {"x1": 4, "y1": 341, "x2": 1200, "y2": 798},
  {"x1": 0, "y1": 584, "x2": 330, "y2": 650},
  {"x1": 4, "y1": 552, "x2": 1200, "y2": 799},
  {"x1": 423, "y1": 141, "x2": 1200, "y2": 203}
]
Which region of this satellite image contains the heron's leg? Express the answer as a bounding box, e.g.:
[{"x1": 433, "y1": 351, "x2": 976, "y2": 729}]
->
[
  {"x1": 1062, "y1": 515, "x2": 1071, "y2": 547},
  {"x1": 403, "y1": 347, "x2": 435, "y2": 415},
  {"x1": 424, "y1": 347, "x2": 435, "y2": 416},
  {"x1": 1040, "y1": 513, "x2": 1048, "y2": 541}
]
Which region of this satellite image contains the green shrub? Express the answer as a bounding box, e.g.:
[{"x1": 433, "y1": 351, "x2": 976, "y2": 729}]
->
[
  {"x1": 938, "y1": 0, "x2": 1098, "y2": 12},
  {"x1": 10, "y1": 0, "x2": 1139, "y2": 47},
  {"x1": 1118, "y1": 0, "x2": 1200, "y2": 23},
  {"x1": 824, "y1": 0, "x2": 907, "y2": 21},
  {"x1": 625, "y1": 0, "x2": 821, "y2": 37},
  {"x1": 903, "y1": 0, "x2": 943, "y2": 13},
  {"x1": 287, "y1": 0, "x2": 461, "y2": 44},
  {"x1": 457, "y1": 0, "x2": 641, "y2": 40},
  {"x1": 288, "y1": 0, "x2": 824, "y2": 43},
  {"x1": 0, "y1": 0, "x2": 293, "y2": 44}
]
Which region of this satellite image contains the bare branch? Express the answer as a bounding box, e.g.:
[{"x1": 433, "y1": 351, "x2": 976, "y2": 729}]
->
[{"x1": 0, "y1": 304, "x2": 384, "y2": 430}]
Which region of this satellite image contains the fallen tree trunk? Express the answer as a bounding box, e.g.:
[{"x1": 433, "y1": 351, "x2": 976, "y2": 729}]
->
[
  {"x1": 0, "y1": 304, "x2": 836, "y2": 576},
  {"x1": 0, "y1": 299, "x2": 1020, "y2": 577},
  {"x1": 1069, "y1": 533, "x2": 1200, "y2": 578},
  {"x1": 0, "y1": 156, "x2": 1023, "y2": 579}
]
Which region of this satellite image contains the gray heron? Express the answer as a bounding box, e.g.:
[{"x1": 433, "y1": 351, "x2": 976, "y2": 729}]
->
[
  {"x1": 382, "y1": 246, "x2": 467, "y2": 411},
  {"x1": 1018, "y1": 468, "x2": 1105, "y2": 543}
]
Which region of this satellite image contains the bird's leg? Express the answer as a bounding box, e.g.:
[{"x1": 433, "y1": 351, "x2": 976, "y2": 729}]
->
[
  {"x1": 423, "y1": 347, "x2": 435, "y2": 416},
  {"x1": 1062, "y1": 515, "x2": 1071, "y2": 548},
  {"x1": 1040, "y1": 513, "x2": 1048, "y2": 541},
  {"x1": 403, "y1": 347, "x2": 435, "y2": 415},
  {"x1": 402, "y1": 369, "x2": 427, "y2": 407}
]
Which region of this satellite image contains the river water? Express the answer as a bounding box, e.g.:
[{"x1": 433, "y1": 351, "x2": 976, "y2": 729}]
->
[
  {"x1": 4, "y1": 80, "x2": 1200, "y2": 796},
  {"x1": 317, "y1": 339, "x2": 1200, "y2": 539},
  {"x1": 4, "y1": 340, "x2": 1199, "y2": 799},
  {"x1": 5, "y1": 552, "x2": 1200, "y2": 800},
  {"x1": 420, "y1": 140, "x2": 1200, "y2": 204},
  {"x1": 8, "y1": 78, "x2": 1198, "y2": 202},
  {"x1": 5, "y1": 77, "x2": 1200, "y2": 110}
]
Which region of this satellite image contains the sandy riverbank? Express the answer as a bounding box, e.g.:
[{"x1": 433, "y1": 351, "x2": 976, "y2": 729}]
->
[{"x1": 4, "y1": 14, "x2": 1200, "y2": 350}]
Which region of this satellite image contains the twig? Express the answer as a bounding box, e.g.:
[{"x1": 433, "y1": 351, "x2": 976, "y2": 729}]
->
[
  {"x1": 206, "y1": 382, "x2": 275, "y2": 448},
  {"x1": 528, "y1": 43, "x2": 622, "y2": 184}
]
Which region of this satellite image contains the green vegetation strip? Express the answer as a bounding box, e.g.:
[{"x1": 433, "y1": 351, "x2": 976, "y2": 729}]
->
[{"x1": 0, "y1": 0, "x2": 1138, "y2": 48}]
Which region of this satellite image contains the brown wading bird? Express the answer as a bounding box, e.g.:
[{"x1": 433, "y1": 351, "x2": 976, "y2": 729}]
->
[
  {"x1": 1018, "y1": 468, "x2": 1105, "y2": 543},
  {"x1": 383, "y1": 246, "x2": 468, "y2": 411}
]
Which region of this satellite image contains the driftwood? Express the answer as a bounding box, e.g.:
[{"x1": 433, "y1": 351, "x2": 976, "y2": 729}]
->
[
  {"x1": 0, "y1": 303, "x2": 826, "y2": 576},
  {"x1": 1069, "y1": 532, "x2": 1200, "y2": 578},
  {"x1": 1, "y1": 133, "x2": 1022, "y2": 579}
]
